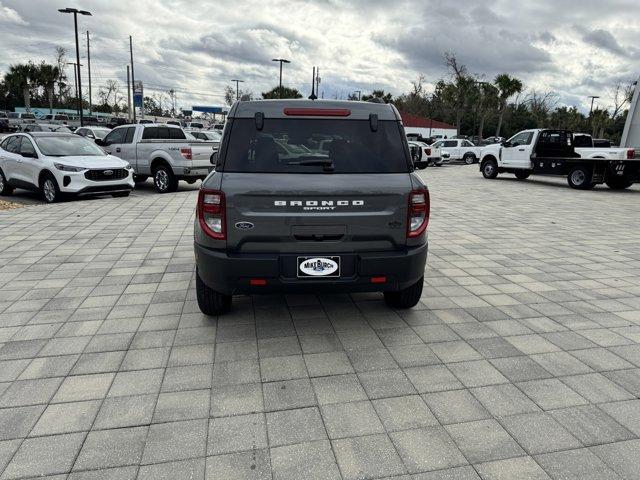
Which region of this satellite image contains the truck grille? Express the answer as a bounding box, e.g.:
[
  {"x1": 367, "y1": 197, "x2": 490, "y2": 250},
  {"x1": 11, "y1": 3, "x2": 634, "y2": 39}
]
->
[{"x1": 85, "y1": 169, "x2": 128, "y2": 181}]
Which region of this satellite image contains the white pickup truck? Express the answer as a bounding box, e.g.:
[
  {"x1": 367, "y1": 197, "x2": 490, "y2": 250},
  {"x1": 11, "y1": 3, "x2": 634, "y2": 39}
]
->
[
  {"x1": 95, "y1": 123, "x2": 216, "y2": 193},
  {"x1": 480, "y1": 128, "x2": 638, "y2": 189},
  {"x1": 408, "y1": 140, "x2": 448, "y2": 167},
  {"x1": 431, "y1": 138, "x2": 483, "y2": 164}
]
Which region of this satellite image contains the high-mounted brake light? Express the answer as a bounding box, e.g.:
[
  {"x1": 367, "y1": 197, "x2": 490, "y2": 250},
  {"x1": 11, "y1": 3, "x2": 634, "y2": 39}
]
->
[
  {"x1": 180, "y1": 147, "x2": 192, "y2": 160},
  {"x1": 407, "y1": 188, "x2": 430, "y2": 238},
  {"x1": 283, "y1": 108, "x2": 351, "y2": 117},
  {"x1": 197, "y1": 189, "x2": 225, "y2": 239}
]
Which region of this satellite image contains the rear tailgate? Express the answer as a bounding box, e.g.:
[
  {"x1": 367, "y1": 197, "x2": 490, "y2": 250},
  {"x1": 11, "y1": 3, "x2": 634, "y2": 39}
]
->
[
  {"x1": 189, "y1": 141, "x2": 217, "y2": 167},
  {"x1": 221, "y1": 172, "x2": 412, "y2": 254}
]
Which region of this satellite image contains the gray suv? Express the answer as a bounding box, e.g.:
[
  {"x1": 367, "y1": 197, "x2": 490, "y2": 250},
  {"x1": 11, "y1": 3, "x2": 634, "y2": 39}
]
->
[{"x1": 194, "y1": 100, "x2": 429, "y2": 315}]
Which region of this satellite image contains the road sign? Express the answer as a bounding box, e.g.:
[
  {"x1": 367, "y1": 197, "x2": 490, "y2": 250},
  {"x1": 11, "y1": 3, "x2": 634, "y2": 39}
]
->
[{"x1": 133, "y1": 81, "x2": 143, "y2": 107}]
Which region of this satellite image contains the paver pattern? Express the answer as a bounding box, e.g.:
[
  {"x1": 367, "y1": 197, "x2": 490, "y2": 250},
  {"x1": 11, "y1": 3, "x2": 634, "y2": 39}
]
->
[{"x1": 1, "y1": 166, "x2": 640, "y2": 479}]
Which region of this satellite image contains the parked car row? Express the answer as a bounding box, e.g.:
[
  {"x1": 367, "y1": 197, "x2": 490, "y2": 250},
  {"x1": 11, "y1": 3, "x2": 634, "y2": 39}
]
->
[{"x1": 0, "y1": 123, "x2": 219, "y2": 203}]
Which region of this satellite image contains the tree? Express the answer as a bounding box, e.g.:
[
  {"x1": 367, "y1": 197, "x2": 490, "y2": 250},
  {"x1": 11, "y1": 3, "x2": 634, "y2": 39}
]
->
[
  {"x1": 494, "y1": 73, "x2": 523, "y2": 137},
  {"x1": 54, "y1": 46, "x2": 70, "y2": 102},
  {"x1": 261, "y1": 86, "x2": 302, "y2": 99},
  {"x1": 5, "y1": 62, "x2": 38, "y2": 111},
  {"x1": 475, "y1": 82, "x2": 499, "y2": 139},
  {"x1": 98, "y1": 80, "x2": 121, "y2": 114},
  {"x1": 37, "y1": 62, "x2": 60, "y2": 113},
  {"x1": 442, "y1": 53, "x2": 477, "y2": 135},
  {"x1": 361, "y1": 90, "x2": 393, "y2": 103}
]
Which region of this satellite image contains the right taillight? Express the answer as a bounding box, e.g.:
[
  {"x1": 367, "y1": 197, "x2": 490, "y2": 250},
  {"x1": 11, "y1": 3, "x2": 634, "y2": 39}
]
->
[
  {"x1": 407, "y1": 188, "x2": 430, "y2": 238},
  {"x1": 627, "y1": 149, "x2": 635, "y2": 159},
  {"x1": 197, "y1": 189, "x2": 225, "y2": 239},
  {"x1": 426, "y1": 148, "x2": 431, "y2": 156}
]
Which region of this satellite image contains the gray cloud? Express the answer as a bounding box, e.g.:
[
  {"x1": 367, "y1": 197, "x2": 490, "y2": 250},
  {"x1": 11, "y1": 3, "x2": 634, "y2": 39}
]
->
[
  {"x1": 0, "y1": 0, "x2": 638, "y2": 113},
  {"x1": 579, "y1": 27, "x2": 627, "y2": 56}
]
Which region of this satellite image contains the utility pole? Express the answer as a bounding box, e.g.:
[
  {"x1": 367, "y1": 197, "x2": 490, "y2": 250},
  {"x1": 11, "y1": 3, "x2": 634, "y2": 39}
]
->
[
  {"x1": 231, "y1": 79, "x2": 244, "y2": 101},
  {"x1": 129, "y1": 35, "x2": 136, "y2": 122},
  {"x1": 86, "y1": 30, "x2": 92, "y2": 115},
  {"x1": 126, "y1": 65, "x2": 131, "y2": 121},
  {"x1": 315, "y1": 68, "x2": 320, "y2": 97},
  {"x1": 588, "y1": 95, "x2": 600, "y2": 115}
]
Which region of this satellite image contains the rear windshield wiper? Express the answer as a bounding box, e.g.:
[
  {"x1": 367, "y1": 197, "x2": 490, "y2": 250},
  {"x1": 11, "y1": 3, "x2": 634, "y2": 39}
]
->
[{"x1": 288, "y1": 159, "x2": 334, "y2": 171}]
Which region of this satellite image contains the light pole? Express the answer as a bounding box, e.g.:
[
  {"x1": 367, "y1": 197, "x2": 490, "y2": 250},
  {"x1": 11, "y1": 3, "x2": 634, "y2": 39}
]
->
[
  {"x1": 58, "y1": 7, "x2": 91, "y2": 127},
  {"x1": 589, "y1": 95, "x2": 600, "y2": 115},
  {"x1": 67, "y1": 62, "x2": 82, "y2": 117},
  {"x1": 231, "y1": 79, "x2": 244, "y2": 101},
  {"x1": 271, "y1": 58, "x2": 290, "y2": 98}
]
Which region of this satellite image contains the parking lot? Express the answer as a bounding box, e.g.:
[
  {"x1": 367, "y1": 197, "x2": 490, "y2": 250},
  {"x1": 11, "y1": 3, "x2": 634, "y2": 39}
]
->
[{"x1": 1, "y1": 165, "x2": 640, "y2": 479}]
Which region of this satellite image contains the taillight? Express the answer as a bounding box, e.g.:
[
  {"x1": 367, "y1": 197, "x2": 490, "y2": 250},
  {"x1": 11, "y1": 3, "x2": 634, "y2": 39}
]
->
[
  {"x1": 407, "y1": 188, "x2": 430, "y2": 238},
  {"x1": 426, "y1": 148, "x2": 431, "y2": 156},
  {"x1": 181, "y1": 147, "x2": 192, "y2": 160},
  {"x1": 627, "y1": 149, "x2": 635, "y2": 159},
  {"x1": 197, "y1": 189, "x2": 225, "y2": 239}
]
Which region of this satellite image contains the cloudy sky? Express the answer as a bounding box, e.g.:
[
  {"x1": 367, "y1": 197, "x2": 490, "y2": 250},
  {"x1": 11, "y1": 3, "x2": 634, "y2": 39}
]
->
[{"x1": 0, "y1": 0, "x2": 638, "y2": 113}]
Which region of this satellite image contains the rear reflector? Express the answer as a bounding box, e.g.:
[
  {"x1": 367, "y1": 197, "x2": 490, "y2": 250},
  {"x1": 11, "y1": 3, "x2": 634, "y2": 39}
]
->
[
  {"x1": 371, "y1": 276, "x2": 387, "y2": 284},
  {"x1": 250, "y1": 279, "x2": 267, "y2": 286},
  {"x1": 283, "y1": 108, "x2": 351, "y2": 117}
]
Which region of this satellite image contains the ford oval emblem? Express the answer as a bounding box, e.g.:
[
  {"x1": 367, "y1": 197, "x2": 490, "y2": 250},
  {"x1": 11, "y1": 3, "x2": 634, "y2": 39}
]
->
[
  {"x1": 235, "y1": 221, "x2": 254, "y2": 230},
  {"x1": 103, "y1": 170, "x2": 114, "y2": 176},
  {"x1": 299, "y1": 257, "x2": 339, "y2": 277}
]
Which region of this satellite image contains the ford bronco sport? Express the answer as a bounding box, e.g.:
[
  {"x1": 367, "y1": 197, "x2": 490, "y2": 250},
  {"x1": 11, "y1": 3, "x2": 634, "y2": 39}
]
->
[{"x1": 194, "y1": 100, "x2": 429, "y2": 315}]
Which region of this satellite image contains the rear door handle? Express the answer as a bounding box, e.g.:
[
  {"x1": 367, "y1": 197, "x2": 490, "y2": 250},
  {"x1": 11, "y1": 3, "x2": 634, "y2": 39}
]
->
[{"x1": 518, "y1": 148, "x2": 525, "y2": 151}]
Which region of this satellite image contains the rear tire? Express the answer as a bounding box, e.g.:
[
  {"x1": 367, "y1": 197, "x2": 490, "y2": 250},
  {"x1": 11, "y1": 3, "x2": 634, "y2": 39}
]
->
[
  {"x1": 515, "y1": 171, "x2": 531, "y2": 180},
  {"x1": 0, "y1": 169, "x2": 14, "y2": 195},
  {"x1": 153, "y1": 164, "x2": 178, "y2": 193},
  {"x1": 567, "y1": 166, "x2": 594, "y2": 190},
  {"x1": 463, "y1": 153, "x2": 476, "y2": 165},
  {"x1": 605, "y1": 175, "x2": 633, "y2": 190},
  {"x1": 384, "y1": 277, "x2": 423, "y2": 309},
  {"x1": 482, "y1": 159, "x2": 498, "y2": 179},
  {"x1": 196, "y1": 269, "x2": 232, "y2": 315},
  {"x1": 40, "y1": 172, "x2": 61, "y2": 203}
]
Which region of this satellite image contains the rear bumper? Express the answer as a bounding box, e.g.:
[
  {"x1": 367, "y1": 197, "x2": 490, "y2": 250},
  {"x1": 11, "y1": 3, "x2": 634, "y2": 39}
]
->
[{"x1": 195, "y1": 243, "x2": 428, "y2": 295}]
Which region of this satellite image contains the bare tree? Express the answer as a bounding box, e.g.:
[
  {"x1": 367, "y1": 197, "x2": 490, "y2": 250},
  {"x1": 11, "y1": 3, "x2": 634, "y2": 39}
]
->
[
  {"x1": 443, "y1": 52, "x2": 475, "y2": 135},
  {"x1": 98, "y1": 80, "x2": 120, "y2": 114},
  {"x1": 609, "y1": 82, "x2": 634, "y2": 120},
  {"x1": 524, "y1": 91, "x2": 558, "y2": 127}
]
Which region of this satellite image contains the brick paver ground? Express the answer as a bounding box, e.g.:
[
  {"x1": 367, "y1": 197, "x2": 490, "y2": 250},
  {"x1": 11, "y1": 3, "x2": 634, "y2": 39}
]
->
[{"x1": 1, "y1": 165, "x2": 640, "y2": 479}]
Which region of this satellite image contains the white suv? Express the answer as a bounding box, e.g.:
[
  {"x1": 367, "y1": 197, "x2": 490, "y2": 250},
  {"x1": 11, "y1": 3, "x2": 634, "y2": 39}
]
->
[{"x1": 0, "y1": 132, "x2": 134, "y2": 203}]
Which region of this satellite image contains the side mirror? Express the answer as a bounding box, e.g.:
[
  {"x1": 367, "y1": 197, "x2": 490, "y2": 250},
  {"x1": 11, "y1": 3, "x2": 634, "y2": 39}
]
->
[
  {"x1": 501, "y1": 141, "x2": 512, "y2": 148},
  {"x1": 21, "y1": 151, "x2": 37, "y2": 159},
  {"x1": 95, "y1": 138, "x2": 105, "y2": 146},
  {"x1": 87, "y1": 134, "x2": 95, "y2": 139}
]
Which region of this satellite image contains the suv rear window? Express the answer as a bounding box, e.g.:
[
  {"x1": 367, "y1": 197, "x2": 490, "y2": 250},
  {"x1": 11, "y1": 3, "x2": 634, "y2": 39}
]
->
[{"x1": 222, "y1": 119, "x2": 409, "y2": 173}]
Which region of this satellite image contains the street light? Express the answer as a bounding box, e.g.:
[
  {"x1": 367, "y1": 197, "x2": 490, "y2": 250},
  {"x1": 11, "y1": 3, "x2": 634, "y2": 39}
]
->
[
  {"x1": 67, "y1": 62, "x2": 82, "y2": 117},
  {"x1": 58, "y1": 7, "x2": 92, "y2": 127},
  {"x1": 588, "y1": 95, "x2": 600, "y2": 115},
  {"x1": 271, "y1": 58, "x2": 290, "y2": 98},
  {"x1": 231, "y1": 79, "x2": 244, "y2": 101}
]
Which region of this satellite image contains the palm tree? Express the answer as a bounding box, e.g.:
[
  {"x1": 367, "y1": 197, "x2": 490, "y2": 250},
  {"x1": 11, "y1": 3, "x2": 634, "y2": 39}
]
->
[
  {"x1": 5, "y1": 62, "x2": 37, "y2": 111},
  {"x1": 494, "y1": 73, "x2": 523, "y2": 137},
  {"x1": 37, "y1": 62, "x2": 60, "y2": 114}
]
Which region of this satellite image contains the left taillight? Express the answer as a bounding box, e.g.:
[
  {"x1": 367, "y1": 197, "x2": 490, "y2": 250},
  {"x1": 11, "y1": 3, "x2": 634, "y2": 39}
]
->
[
  {"x1": 627, "y1": 149, "x2": 635, "y2": 160},
  {"x1": 198, "y1": 189, "x2": 225, "y2": 239},
  {"x1": 407, "y1": 188, "x2": 430, "y2": 238},
  {"x1": 181, "y1": 147, "x2": 193, "y2": 160},
  {"x1": 425, "y1": 148, "x2": 431, "y2": 156}
]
